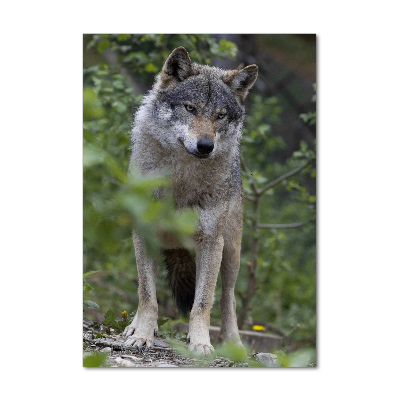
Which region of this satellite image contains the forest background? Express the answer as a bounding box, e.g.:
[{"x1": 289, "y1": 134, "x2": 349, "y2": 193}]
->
[{"x1": 83, "y1": 34, "x2": 317, "y2": 354}]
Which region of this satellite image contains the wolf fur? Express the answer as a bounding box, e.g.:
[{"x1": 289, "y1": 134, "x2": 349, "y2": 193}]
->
[{"x1": 122, "y1": 47, "x2": 258, "y2": 355}]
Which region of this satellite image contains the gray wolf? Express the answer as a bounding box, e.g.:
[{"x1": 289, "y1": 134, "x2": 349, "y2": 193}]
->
[{"x1": 122, "y1": 47, "x2": 258, "y2": 356}]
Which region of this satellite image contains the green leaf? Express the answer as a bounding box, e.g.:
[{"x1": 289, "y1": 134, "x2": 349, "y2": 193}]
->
[
  {"x1": 112, "y1": 101, "x2": 128, "y2": 114},
  {"x1": 122, "y1": 52, "x2": 135, "y2": 63},
  {"x1": 83, "y1": 270, "x2": 98, "y2": 280},
  {"x1": 83, "y1": 88, "x2": 105, "y2": 120},
  {"x1": 83, "y1": 282, "x2": 92, "y2": 296},
  {"x1": 97, "y1": 40, "x2": 110, "y2": 54},
  {"x1": 215, "y1": 342, "x2": 248, "y2": 363},
  {"x1": 104, "y1": 309, "x2": 117, "y2": 327},
  {"x1": 287, "y1": 349, "x2": 315, "y2": 367},
  {"x1": 144, "y1": 63, "x2": 158, "y2": 73},
  {"x1": 83, "y1": 352, "x2": 108, "y2": 367},
  {"x1": 83, "y1": 145, "x2": 103, "y2": 168},
  {"x1": 83, "y1": 300, "x2": 100, "y2": 310},
  {"x1": 112, "y1": 80, "x2": 124, "y2": 90},
  {"x1": 299, "y1": 113, "x2": 308, "y2": 122},
  {"x1": 157, "y1": 318, "x2": 169, "y2": 327},
  {"x1": 300, "y1": 140, "x2": 308, "y2": 152},
  {"x1": 117, "y1": 34, "x2": 131, "y2": 42}
]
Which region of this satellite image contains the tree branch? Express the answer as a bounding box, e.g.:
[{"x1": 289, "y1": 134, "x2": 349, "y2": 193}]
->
[
  {"x1": 259, "y1": 160, "x2": 312, "y2": 195},
  {"x1": 104, "y1": 175, "x2": 125, "y2": 188},
  {"x1": 259, "y1": 217, "x2": 315, "y2": 229}
]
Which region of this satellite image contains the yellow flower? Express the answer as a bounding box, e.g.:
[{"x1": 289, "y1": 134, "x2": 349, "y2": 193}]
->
[{"x1": 252, "y1": 325, "x2": 266, "y2": 332}]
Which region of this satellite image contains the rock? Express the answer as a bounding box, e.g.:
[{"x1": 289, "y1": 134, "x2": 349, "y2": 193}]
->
[
  {"x1": 254, "y1": 352, "x2": 277, "y2": 366},
  {"x1": 120, "y1": 355, "x2": 141, "y2": 361},
  {"x1": 83, "y1": 317, "x2": 94, "y2": 330},
  {"x1": 100, "y1": 347, "x2": 112, "y2": 353},
  {"x1": 156, "y1": 363, "x2": 178, "y2": 367},
  {"x1": 154, "y1": 339, "x2": 169, "y2": 348},
  {"x1": 113, "y1": 357, "x2": 136, "y2": 367}
]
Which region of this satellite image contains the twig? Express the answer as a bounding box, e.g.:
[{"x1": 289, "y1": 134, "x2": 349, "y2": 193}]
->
[
  {"x1": 244, "y1": 195, "x2": 256, "y2": 202},
  {"x1": 259, "y1": 217, "x2": 315, "y2": 229},
  {"x1": 104, "y1": 175, "x2": 125, "y2": 188},
  {"x1": 259, "y1": 160, "x2": 312, "y2": 195}
]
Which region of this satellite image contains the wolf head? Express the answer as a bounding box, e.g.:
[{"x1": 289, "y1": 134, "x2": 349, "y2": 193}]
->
[{"x1": 133, "y1": 46, "x2": 258, "y2": 162}]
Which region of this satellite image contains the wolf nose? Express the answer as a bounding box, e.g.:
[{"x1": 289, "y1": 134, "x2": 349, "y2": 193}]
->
[{"x1": 197, "y1": 139, "x2": 214, "y2": 155}]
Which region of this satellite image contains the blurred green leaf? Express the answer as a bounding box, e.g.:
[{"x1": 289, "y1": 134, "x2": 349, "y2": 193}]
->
[
  {"x1": 97, "y1": 40, "x2": 110, "y2": 54},
  {"x1": 117, "y1": 34, "x2": 130, "y2": 42},
  {"x1": 276, "y1": 349, "x2": 316, "y2": 367},
  {"x1": 157, "y1": 318, "x2": 169, "y2": 327},
  {"x1": 215, "y1": 342, "x2": 248, "y2": 363},
  {"x1": 83, "y1": 270, "x2": 98, "y2": 280},
  {"x1": 83, "y1": 88, "x2": 105, "y2": 120},
  {"x1": 83, "y1": 300, "x2": 100, "y2": 310},
  {"x1": 83, "y1": 352, "x2": 108, "y2": 367}
]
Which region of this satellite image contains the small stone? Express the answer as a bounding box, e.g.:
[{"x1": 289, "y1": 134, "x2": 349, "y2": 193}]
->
[
  {"x1": 114, "y1": 357, "x2": 136, "y2": 367},
  {"x1": 254, "y1": 352, "x2": 277, "y2": 366},
  {"x1": 121, "y1": 355, "x2": 141, "y2": 361},
  {"x1": 154, "y1": 339, "x2": 169, "y2": 348},
  {"x1": 100, "y1": 347, "x2": 112, "y2": 353},
  {"x1": 84, "y1": 331, "x2": 93, "y2": 339},
  {"x1": 83, "y1": 317, "x2": 94, "y2": 328},
  {"x1": 156, "y1": 363, "x2": 178, "y2": 367}
]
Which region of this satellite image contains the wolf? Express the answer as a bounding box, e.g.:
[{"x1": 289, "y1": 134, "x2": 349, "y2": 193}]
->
[{"x1": 122, "y1": 47, "x2": 258, "y2": 356}]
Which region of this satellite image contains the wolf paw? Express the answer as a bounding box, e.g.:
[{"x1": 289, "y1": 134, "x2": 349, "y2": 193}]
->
[
  {"x1": 189, "y1": 342, "x2": 215, "y2": 357},
  {"x1": 122, "y1": 325, "x2": 136, "y2": 338},
  {"x1": 124, "y1": 333, "x2": 155, "y2": 348},
  {"x1": 122, "y1": 318, "x2": 157, "y2": 348}
]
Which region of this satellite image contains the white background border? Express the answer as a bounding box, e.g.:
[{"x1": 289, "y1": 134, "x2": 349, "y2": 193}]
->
[{"x1": 2, "y1": 1, "x2": 399, "y2": 398}]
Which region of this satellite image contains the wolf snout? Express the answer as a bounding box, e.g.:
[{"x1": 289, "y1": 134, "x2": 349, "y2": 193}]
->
[{"x1": 197, "y1": 138, "x2": 214, "y2": 155}]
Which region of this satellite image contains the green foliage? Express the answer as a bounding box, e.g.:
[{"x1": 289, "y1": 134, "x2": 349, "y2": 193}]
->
[
  {"x1": 215, "y1": 342, "x2": 249, "y2": 363},
  {"x1": 242, "y1": 94, "x2": 285, "y2": 169},
  {"x1": 83, "y1": 300, "x2": 99, "y2": 311},
  {"x1": 86, "y1": 34, "x2": 238, "y2": 85},
  {"x1": 168, "y1": 340, "x2": 248, "y2": 364},
  {"x1": 299, "y1": 83, "x2": 316, "y2": 126},
  {"x1": 157, "y1": 317, "x2": 170, "y2": 327},
  {"x1": 83, "y1": 88, "x2": 105, "y2": 120},
  {"x1": 83, "y1": 271, "x2": 99, "y2": 311},
  {"x1": 157, "y1": 318, "x2": 188, "y2": 342},
  {"x1": 119, "y1": 168, "x2": 198, "y2": 258},
  {"x1": 275, "y1": 348, "x2": 316, "y2": 367},
  {"x1": 83, "y1": 352, "x2": 108, "y2": 367},
  {"x1": 103, "y1": 309, "x2": 131, "y2": 333},
  {"x1": 235, "y1": 86, "x2": 316, "y2": 346},
  {"x1": 166, "y1": 337, "x2": 315, "y2": 367}
]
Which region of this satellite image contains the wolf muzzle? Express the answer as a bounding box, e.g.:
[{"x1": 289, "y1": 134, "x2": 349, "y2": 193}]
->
[{"x1": 196, "y1": 138, "x2": 214, "y2": 156}]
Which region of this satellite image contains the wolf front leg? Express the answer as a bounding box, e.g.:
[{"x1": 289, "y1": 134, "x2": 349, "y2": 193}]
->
[
  {"x1": 220, "y1": 219, "x2": 244, "y2": 348},
  {"x1": 188, "y1": 233, "x2": 224, "y2": 356},
  {"x1": 123, "y1": 233, "x2": 158, "y2": 348}
]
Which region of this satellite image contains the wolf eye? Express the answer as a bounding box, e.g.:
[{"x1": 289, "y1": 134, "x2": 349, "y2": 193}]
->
[
  {"x1": 185, "y1": 104, "x2": 195, "y2": 112},
  {"x1": 217, "y1": 112, "x2": 226, "y2": 119}
]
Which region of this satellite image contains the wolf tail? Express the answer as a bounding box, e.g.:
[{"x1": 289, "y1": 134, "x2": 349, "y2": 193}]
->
[{"x1": 163, "y1": 248, "x2": 196, "y2": 317}]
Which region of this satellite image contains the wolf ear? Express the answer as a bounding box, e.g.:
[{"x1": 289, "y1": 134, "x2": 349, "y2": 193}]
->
[
  {"x1": 223, "y1": 65, "x2": 258, "y2": 102},
  {"x1": 161, "y1": 47, "x2": 195, "y2": 86}
]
